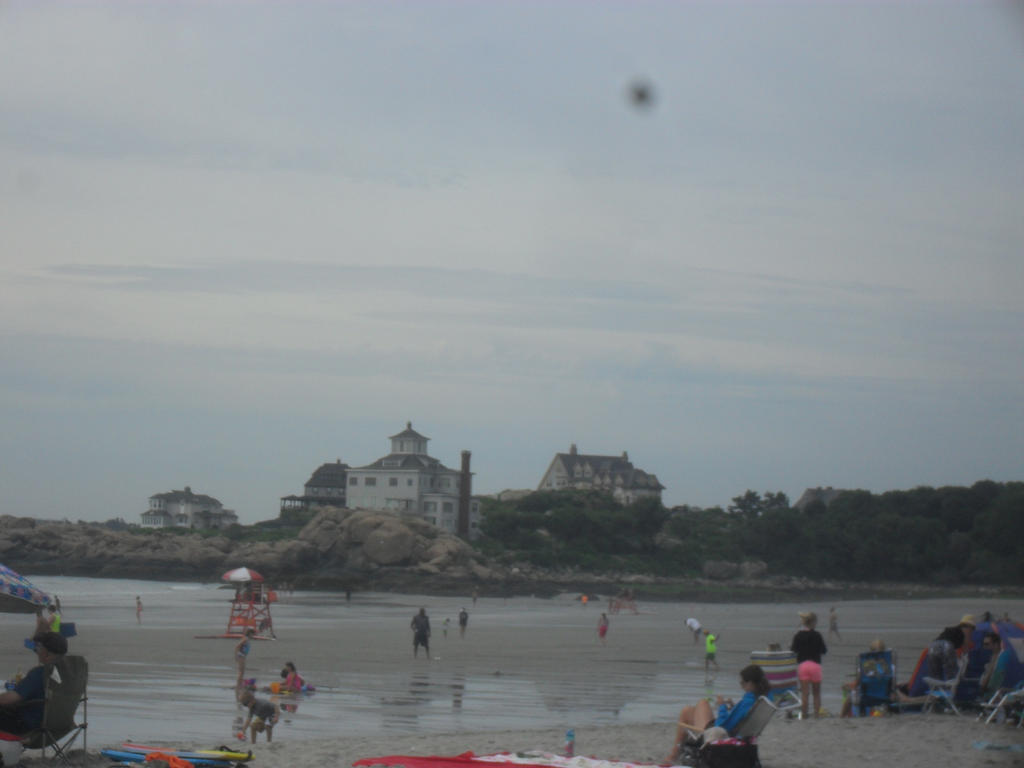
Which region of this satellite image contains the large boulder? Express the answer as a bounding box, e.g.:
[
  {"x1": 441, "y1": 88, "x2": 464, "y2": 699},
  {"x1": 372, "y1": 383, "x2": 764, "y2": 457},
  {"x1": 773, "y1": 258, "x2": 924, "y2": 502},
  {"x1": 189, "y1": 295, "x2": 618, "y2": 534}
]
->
[{"x1": 362, "y1": 520, "x2": 416, "y2": 565}]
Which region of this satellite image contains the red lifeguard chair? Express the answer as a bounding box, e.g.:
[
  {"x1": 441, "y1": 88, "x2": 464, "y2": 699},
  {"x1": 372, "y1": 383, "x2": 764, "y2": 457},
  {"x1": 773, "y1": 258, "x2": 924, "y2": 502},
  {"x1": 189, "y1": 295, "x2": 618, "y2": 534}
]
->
[{"x1": 222, "y1": 567, "x2": 277, "y2": 639}]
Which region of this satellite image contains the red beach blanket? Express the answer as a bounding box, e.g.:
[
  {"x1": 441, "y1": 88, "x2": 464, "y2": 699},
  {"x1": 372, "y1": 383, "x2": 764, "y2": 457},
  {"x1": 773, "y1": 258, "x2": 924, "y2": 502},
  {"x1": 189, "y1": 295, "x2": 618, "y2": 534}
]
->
[{"x1": 354, "y1": 751, "x2": 673, "y2": 768}]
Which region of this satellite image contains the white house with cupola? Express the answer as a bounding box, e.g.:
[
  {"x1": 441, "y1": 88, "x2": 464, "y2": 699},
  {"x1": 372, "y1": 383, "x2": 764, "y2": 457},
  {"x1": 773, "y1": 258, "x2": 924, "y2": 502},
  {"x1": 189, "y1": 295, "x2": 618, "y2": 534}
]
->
[{"x1": 345, "y1": 422, "x2": 482, "y2": 538}]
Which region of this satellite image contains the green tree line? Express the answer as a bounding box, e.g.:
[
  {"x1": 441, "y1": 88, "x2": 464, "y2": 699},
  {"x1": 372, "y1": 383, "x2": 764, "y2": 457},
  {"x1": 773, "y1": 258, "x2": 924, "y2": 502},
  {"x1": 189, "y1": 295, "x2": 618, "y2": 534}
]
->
[{"x1": 476, "y1": 480, "x2": 1024, "y2": 584}]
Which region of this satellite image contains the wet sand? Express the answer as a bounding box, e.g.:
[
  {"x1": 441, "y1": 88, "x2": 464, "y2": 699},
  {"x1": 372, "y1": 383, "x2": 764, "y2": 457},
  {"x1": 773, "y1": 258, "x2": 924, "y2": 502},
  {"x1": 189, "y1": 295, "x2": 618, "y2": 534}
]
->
[{"x1": 5, "y1": 578, "x2": 1023, "y2": 767}]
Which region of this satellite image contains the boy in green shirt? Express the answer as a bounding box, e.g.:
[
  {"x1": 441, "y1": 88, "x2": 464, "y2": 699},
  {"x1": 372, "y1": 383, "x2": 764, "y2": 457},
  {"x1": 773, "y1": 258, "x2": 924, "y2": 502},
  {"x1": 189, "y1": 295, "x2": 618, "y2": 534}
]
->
[{"x1": 705, "y1": 630, "x2": 720, "y2": 675}]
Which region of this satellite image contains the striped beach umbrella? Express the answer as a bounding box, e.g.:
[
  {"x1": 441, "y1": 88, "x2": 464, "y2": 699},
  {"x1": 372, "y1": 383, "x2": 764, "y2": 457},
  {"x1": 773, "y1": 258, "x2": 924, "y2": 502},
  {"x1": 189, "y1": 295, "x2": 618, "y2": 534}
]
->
[
  {"x1": 0, "y1": 563, "x2": 51, "y2": 614},
  {"x1": 221, "y1": 566, "x2": 264, "y2": 583}
]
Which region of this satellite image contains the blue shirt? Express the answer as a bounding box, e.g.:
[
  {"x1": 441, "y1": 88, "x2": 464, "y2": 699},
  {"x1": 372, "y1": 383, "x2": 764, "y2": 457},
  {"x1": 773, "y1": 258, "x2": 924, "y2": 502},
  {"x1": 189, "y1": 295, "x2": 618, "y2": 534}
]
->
[
  {"x1": 715, "y1": 690, "x2": 757, "y2": 735},
  {"x1": 13, "y1": 665, "x2": 46, "y2": 730}
]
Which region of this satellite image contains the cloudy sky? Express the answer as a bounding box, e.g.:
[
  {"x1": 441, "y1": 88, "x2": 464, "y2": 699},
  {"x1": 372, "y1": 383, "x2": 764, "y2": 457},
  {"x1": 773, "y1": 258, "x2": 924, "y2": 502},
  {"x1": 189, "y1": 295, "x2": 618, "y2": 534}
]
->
[{"x1": 2, "y1": 1, "x2": 1022, "y2": 524}]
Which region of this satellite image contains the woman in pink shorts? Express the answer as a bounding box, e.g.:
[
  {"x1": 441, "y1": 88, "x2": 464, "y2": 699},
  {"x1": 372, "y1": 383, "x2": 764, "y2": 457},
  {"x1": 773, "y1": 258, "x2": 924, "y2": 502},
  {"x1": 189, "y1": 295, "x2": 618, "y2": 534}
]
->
[{"x1": 791, "y1": 611, "x2": 827, "y2": 719}]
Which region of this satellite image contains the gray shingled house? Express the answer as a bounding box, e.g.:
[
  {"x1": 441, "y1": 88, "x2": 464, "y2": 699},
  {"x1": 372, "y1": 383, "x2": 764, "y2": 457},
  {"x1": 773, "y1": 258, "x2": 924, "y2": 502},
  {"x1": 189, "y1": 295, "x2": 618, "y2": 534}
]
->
[
  {"x1": 141, "y1": 486, "x2": 239, "y2": 529},
  {"x1": 537, "y1": 443, "x2": 664, "y2": 504}
]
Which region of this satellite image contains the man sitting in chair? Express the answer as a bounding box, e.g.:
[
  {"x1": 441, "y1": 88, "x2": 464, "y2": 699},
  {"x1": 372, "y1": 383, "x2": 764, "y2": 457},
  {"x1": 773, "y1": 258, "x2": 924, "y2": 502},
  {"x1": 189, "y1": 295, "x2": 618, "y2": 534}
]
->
[
  {"x1": 0, "y1": 632, "x2": 68, "y2": 735},
  {"x1": 979, "y1": 632, "x2": 1012, "y2": 701}
]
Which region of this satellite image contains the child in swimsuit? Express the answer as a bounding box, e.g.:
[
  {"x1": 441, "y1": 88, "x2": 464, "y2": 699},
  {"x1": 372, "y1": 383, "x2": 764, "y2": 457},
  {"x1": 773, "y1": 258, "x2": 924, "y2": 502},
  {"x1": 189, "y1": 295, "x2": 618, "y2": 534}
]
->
[{"x1": 234, "y1": 628, "x2": 255, "y2": 690}]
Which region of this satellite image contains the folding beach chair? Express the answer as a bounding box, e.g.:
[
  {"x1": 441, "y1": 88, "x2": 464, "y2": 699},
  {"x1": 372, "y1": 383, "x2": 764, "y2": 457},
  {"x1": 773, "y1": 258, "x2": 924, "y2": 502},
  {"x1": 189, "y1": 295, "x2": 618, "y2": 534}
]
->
[
  {"x1": 978, "y1": 681, "x2": 1024, "y2": 727},
  {"x1": 922, "y1": 654, "x2": 968, "y2": 715},
  {"x1": 675, "y1": 696, "x2": 778, "y2": 768},
  {"x1": 20, "y1": 655, "x2": 89, "y2": 766},
  {"x1": 732, "y1": 696, "x2": 778, "y2": 739},
  {"x1": 750, "y1": 650, "x2": 802, "y2": 716},
  {"x1": 856, "y1": 648, "x2": 897, "y2": 713}
]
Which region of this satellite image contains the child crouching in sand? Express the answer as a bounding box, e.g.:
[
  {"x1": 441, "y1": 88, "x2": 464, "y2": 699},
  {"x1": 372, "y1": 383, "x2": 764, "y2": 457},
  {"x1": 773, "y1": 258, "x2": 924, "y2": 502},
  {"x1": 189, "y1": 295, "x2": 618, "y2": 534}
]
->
[{"x1": 239, "y1": 691, "x2": 280, "y2": 743}]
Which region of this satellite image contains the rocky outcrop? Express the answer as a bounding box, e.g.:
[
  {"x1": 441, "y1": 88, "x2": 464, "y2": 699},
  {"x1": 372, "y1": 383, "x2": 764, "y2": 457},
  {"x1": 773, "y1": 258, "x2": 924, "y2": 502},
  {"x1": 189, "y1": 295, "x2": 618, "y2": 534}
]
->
[
  {"x1": 5, "y1": 513, "x2": 979, "y2": 601},
  {"x1": 0, "y1": 509, "x2": 493, "y2": 590}
]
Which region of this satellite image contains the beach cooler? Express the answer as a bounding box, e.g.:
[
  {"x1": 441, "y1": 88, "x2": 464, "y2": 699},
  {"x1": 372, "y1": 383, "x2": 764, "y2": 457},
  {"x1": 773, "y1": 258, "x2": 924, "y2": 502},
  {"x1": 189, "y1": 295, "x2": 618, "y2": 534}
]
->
[{"x1": 0, "y1": 732, "x2": 24, "y2": 766}]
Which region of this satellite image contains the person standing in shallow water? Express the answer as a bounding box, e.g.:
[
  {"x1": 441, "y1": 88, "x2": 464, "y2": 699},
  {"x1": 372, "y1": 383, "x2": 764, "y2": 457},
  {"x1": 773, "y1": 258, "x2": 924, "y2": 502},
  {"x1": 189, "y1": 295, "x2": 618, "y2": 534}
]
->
[
  {"x1": 235, "y1": 628, "x2": 255, "y2": 690},
  {"x1": 704, "y1": 629, "x2": 720, "y2": 676},
  {"x1": 828, "y1": 606, "x2": 841, "y2": 642},
  {"x1": 411, "y1": 607, "x2": 431, "y2": 658},
  {"x1": 458, "y1": 607, "x2": 469, "y2": 638},
  {"x1": 136, "y1": 596, "x2": 143, "y2": 624}
]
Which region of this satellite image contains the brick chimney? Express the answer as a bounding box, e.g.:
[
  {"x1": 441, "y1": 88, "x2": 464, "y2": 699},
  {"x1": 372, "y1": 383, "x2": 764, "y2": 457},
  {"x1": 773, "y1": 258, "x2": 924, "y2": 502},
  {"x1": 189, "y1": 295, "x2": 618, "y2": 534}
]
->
[{"x1": 458, "y1": 450, "x2": 472, "y2": 538}]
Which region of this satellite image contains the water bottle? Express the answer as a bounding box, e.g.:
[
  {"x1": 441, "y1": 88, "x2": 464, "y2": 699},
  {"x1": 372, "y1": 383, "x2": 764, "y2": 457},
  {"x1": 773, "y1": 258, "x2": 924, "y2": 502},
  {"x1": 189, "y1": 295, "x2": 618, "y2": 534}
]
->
[{"x1": 564, "y1": 729, "x2": 575, "y2": 757}]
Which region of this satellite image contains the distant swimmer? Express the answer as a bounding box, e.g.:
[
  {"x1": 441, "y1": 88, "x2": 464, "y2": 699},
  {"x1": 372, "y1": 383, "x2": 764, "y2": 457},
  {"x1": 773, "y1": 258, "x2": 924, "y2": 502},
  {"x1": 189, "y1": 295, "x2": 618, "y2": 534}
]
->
[{"x1": 411, "y1": 607, "x2": 431, "y2": 658}]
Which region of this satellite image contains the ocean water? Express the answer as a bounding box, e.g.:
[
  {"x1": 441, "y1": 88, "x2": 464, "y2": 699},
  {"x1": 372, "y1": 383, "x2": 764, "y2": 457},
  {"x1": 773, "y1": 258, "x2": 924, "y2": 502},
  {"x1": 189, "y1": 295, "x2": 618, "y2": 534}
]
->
[{"x1": 2, "y1": 575, "x2": 1020, "y2": 748}]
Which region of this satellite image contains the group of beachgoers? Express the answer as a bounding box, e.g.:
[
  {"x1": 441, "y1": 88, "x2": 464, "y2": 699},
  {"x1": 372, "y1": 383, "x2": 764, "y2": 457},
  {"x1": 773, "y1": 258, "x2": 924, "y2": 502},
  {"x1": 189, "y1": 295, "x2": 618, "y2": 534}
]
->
[
  {"x1": 231, "y1": 628, "x2": 310, "y2": 743},
  {"x1": 667, "y1": 608, "x2": 1017, "y2": 762},
  {"x1": 412, "y1": 606, "x2": 471, "y2": 657}
]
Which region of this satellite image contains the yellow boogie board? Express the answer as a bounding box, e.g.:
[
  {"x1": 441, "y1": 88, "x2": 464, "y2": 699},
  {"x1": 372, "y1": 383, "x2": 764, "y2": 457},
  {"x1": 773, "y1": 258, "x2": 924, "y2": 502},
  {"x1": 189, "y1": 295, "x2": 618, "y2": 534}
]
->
[{"x1": 121, "y1": 743, "x2": 254, "y2": 761}]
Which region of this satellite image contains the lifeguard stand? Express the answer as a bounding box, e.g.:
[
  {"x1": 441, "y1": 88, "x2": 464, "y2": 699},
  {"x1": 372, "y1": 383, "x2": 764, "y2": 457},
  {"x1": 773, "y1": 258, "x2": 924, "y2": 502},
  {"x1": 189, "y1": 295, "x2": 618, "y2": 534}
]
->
[{"x1": 226, "y1": 581, "x2": 277, "y2": 639}]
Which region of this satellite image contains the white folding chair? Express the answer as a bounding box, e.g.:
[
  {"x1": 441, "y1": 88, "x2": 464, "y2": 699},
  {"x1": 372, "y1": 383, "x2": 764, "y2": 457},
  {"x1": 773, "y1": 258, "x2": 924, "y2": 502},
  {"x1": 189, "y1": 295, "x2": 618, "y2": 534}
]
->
[{"x1": 922, "y1": 655, "x2": 968, "y2": 715}]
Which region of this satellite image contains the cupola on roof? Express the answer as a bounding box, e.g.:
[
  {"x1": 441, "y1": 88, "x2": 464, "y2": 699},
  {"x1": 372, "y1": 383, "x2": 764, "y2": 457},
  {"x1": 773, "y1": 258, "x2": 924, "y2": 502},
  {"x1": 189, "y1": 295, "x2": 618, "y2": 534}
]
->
[{"x1": 388, "y1": 421, "x2": 429, "y2": 441}]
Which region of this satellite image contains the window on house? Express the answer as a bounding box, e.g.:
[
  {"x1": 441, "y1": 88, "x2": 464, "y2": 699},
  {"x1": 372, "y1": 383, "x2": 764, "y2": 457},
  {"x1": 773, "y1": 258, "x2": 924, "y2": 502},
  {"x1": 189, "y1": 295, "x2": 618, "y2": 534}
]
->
[
  {"x1": 366, "y1": 477, "x2": 376, "y2": 486},
  {"x1": 350, "y1": 477, "x2": 358, "y2": 485},
  {"x1": 442, "y1": 502, "x2": 453, "y2": 513},
  {"x1": 389, "y1": 477, "x2": 398, "y2": 486},
  {"x1": 407, "y1": 479, "x2": 414, "y2": 486}
]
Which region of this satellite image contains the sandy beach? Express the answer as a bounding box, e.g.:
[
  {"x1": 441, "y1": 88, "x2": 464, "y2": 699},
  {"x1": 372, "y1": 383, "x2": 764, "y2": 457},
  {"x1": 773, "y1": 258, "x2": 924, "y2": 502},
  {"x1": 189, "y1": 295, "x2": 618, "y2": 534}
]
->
[{"x1": 5, "y1": 578, "x2": 1023, "y2": 768}]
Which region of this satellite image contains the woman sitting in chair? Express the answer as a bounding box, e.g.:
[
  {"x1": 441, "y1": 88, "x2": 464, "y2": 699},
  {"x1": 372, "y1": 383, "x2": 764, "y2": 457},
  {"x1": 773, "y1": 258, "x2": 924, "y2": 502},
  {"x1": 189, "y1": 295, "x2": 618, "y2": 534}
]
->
[{"x1": 667, "y1": 664, "x2": 770, "y2": 762}]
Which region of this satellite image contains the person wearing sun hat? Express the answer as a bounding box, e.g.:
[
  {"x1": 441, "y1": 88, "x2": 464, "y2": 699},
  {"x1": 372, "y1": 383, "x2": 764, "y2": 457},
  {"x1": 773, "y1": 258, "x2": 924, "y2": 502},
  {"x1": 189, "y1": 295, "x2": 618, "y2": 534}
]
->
[
  {"x1": 0, "y1": 631, "x2": 68, "y2": 734},
  {"x1": 926, "y1": 614, "x2": 976, "y2": 681}
]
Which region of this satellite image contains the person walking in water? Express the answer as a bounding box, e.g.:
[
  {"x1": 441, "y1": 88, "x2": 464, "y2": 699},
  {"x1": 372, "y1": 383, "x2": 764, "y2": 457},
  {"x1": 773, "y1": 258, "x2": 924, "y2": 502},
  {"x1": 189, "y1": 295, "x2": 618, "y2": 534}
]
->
[
  {"x1": 235, "y1": 628, "x2": 255, "y2": 690},
  {"x1": 136, "y1": 596, "x2": 143, "y2": 624},
  {"x1": 828, "y1": 607, "x2": 841, "y2": 642},
  {"x1": 411, "y1": 607, "x2": 431, "y2": 658},
  {"x1": 597, "y1": 612, "x2": 610, "y2": 644},
  {"x1": 704, "y1": 629, "x2": 720, "y2": 677},
  {"x1": 458, "y1": 607, "x2": 469, "y2": 638}
]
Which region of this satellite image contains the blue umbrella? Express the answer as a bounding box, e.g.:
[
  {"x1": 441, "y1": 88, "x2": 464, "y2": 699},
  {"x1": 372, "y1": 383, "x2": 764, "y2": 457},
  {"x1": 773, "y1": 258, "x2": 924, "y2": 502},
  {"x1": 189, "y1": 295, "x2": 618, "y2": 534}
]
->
[{"x1": 0, "y1": 563, "x2": 51, "y2": 614}]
